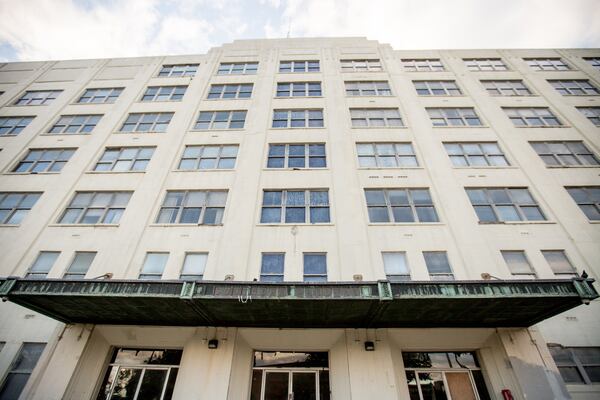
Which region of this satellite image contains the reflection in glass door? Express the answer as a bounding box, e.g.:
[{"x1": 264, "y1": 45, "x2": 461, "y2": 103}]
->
[
  {"x1": 403, "y1": 351, "x2": 491, "y2": 400},
  {"x1": 250, "y1": 351, "x2": 330, "y2": 400},
  {"x1": 96, "y1": 348, "x2": 182, "y2": 400}
]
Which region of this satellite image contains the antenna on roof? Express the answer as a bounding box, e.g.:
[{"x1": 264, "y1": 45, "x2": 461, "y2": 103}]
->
[{"x1": 286, "y1": 19, "x2": 291, "y2": 38}]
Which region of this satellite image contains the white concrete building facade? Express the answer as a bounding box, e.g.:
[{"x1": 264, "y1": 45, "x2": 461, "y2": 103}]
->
[{"x1": 0, "y1": 38, "x2": 599, "y2": 400}]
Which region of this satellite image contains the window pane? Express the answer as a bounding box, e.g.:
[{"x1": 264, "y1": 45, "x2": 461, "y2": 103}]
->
[
  {"x1": 424, "y1": 252, "x2": 451, "y2": 274},
  {"x1": 502, "y1": 251, "x2": 533, "y2": 274},
  {"x1": 383, "y1": 253, "x2": 409, "y2": 275},
  {"x1": 304, "y1": 254, "x2": 326, "y2": 274},
  {"x1": 262, "y1": 254, "x2": 284, "y2": 274},
  {"x1": 181, "y1": 254, "x2": 207, "y2": 275},
  {"x1": 141, "y1": 253, "x2": 168, "y2": 275}
]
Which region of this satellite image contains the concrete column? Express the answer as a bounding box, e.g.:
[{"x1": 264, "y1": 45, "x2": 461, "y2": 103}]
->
[
  {"x1": 497, "y1": 328, "x2": 571, "y2": 400},
  {"x1": 29, "y1": 324, "x2": 94, "y2": 400},
  {"x1": 172, "y1": 327, "x2": 236, "y2": 400},
  {"x1": 345, "y1": 329, "x2": 400, "y2": 400}
]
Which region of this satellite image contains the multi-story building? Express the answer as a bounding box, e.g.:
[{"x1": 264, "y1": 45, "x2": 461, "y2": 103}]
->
[{"x1": 0, "y1": 37, "x2": 599, "y2": 400}]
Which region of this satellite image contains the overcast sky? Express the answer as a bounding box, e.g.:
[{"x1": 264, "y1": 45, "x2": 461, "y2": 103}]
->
[{"x1": 0, "y1": 0, "x2": 599, "y2": 62}]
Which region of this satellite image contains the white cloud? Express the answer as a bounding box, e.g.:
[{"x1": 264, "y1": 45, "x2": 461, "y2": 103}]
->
[
  {"x1": 0, "y1": 0, "x2": 597, "y2": 62},
  {"x1": 0, "y1": 0, "x2": 243, "y2": 61},
  {"x1": 279, "y1": 0, "x2": 600, "y2": 48}
]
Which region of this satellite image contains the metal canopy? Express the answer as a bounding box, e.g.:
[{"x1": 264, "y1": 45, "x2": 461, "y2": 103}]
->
[{"x1": 0, "y1": 278, "x2": 597, "y2": 328}]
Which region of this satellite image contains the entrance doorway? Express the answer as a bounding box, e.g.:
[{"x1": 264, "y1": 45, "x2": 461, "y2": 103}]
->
[
  {"x1": 402, "y1": 351, "x2": 491, "y2": 400},
  {"x1": 250, "y1": 351, "x2": 330, "y2": 400}
]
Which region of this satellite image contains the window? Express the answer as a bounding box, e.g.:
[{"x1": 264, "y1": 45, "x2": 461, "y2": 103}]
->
[
  {"x1": 119, "y1": 112, "x2": 173, "y2": 133},
  {"x1": 340, "y1": 59, "x2": 383, "y2": 71},
  {"x1": 0, "y1": 192, "x2": 41, "y2": 225},
  {"x1": 427, "y1": 108, "x2": 482, "y2": 126},
  {"x1": 77, "y1": 87, "x2": 123, "y2": 104},
  {"x1": 139, "y1": 253, "x2": 168, "y2": 279},
  {"x1": 276, "y1": 82, "x2": 322, "y2": 97},
  {"x1": 15, "y1": 90, "x2": 62, "y2": 105},
  {"x1": 0, "y1": 343, "x2": 46, "y2": 399},
  {"x1": 267, "y1": 143, "x2": 326, "y2": 168},
  {"x1": 96, "y1": 348, "x2": 182, "y2": 400},
  {"x1": 158, "y1": 64, "x2": 198, "y2": 77},
  {"x1": 444, "y1": 142, "x2": 509, "y2": 167},
  {"x1": 365, "y1": 188, "x2": 439, "y2": 223},
  {"x1": 180, "y1": 253, "x2": 207, "y2": 280},
  {"x1": 217, "y1": 62, "x2": 258, "y2": 75},
  {"x1": 0, "y1": 116, "x2": 34, "y2": 136},
  {"x1": 279, "y1": 60, "x2": 320, "y2": 73},
  {"x1": 260, "y1": 253, "x2": 284, "y2": 282},
  {"x1": 194, "y1": 110, "x2": 246, "y2": 130},
  {"x1": 141, "y1": 85, "x2": 187, "y2": 102},
  {"x1": 549, "y1": 80, "x2": 600, "y2": 96},
  {"x1": 566, "y1": 187, "x2": 600, "y2": 221},
  {"x1": 466, "y1": 187, "x2": 545, "y2": 222},
  {"x1": 48, "y1": 114, "x2": 102, "y2": 134},
  {"x1": 94, "y1": 147, "x2": 155, "y2": 172},
  {"x1": 345, "y1": 81, "x2": 391, "y2": 96},
  {"x1": 13, "y1": 148, "x2": 75, "y2": 173},
  {"x1": 178, "y1": 145, "x2": 238, "y2": 170},
  {"x1": 501, "y1": 250, "x2": 536, "y2": 277},
  {"x1": 403, "y1": 351, "x2": 490, "y2": 400},
  {"x1": 481, "y1": 80, "x2": 532, "y2": 96},
  {"x1": 402, "y1": 59, "x2": 445, "y2": 72},
  {"x1": 530, "y1": 141, "x2": 599, "y2": 167},
  {"x1": 303, "y1": 253, "x2": 327, "y2": 282},
  {"x1": 542, "y1": 250, "x2": 577, "y2": 277},
  {"x1": 549, "y1": 346, "x2": 600, "y2": 385},
  {"x1": 63, "y1": 252, "x2": 96, "y2": 279},
  {"x1": 350, "y1": 108, "x2": 404, "y2": 127},
  {"x1": 382, "y1": 252, "x2": 410, "y2": 281},
  {"x1": 584, "y1": 57, "x2": 600, "y2": 70},
  {"x1": 413, "y1": 81, "x2": 461, "y2": 96},
  {"x1": 26, "y1": 252, "x2": 60, "y2": 278},
  {"x1": 357, "y1": 143, "x2": 418, "y2": 168},
  {"x1": 58, "y1": 191, "x2": 132, "y2": 225},
  {"x1": 272, "y1": 109, "x2": 323, "y2": 128},
  {"x1": 260, "y1": 190, "x2": 330, "y2": 224},
  {"x1": 525, "y1": 58, "x2": 571, "y2": 71},
  {"x1": 207, "y1": 84, "x2": 253, "y2": 99},
  {"x1": 577, "y1": 107, "x2": 600, "y2": 126},
  {"x1": 463, "y1": 58, "x2": 508, "y2": 71},
  {"x1": 503, "y1": 107, "x2": 562, "y2": 127},
  {"x1": 156, "y1": 190, "x2": 227, "y2": 225},
  {"x1": 423, "y1": 252, "x2": 454, "y2": 280}
]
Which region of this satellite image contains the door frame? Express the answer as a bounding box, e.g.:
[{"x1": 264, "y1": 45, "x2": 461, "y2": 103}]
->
[
  {"x1": 409, "y1": 369, "x2": 481, "y2": 400},
  {"x1": 255, "y1": 367, "x2": 324, "y2": 400}
]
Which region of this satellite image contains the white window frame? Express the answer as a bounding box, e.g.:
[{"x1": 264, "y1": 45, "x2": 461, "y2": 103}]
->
[
  {"x1": 217, "y1": 62, "x2": 258, "y2": 75},
  {"x1": 155, "y1": 190, "x2": 228, "y2": 225},
  {"x1": 77, "y1": 87, "x2": 123, "y2": 104},
  {"x1": 48, "y1": 114, "x2": 102, "y2": 134},
  {"x1": 340, "y1": 59, "x2": 383, "y2": 72},
  {"x1": 481, "y1": 80, "x2": 532, "y2": 96},
  {"x1": 207, "y1": 83, "x2": 253, "y2": 99},
  {"x1": 413, "y1": 80, "x2": 461, "y2": 96},
  {"x1": 13, "y1": 148, "x2": 75, "y2": 173},
  {"x1": 402, "y1": 59, "x2": 445, "y2": 72},
  {"x1": 0, "y1": 116, "x2": 35, "y2": 136},
  {"x1": 345, "y1": 81, "x2": 391, "y2": 96},
  {"x1": 193, "y1": 110, "x2": 247, "y2": 130},
  {"x1": 157, "y1": 64, "x2": 198, "y2": 77},
  {"x1": 463, "y1": 58, "x2": 508, "y2": 71}
]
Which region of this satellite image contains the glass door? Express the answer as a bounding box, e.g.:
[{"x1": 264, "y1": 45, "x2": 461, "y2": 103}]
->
[
  {"x1": 264, "y1": 371, "x2": 289, "y2": 400},
  {"x1": 261, "y1": 370, "x2": 319, "y2": 400},
  {"x1": 250, "y1": 351, "x2": 330, "y2": 400}
]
